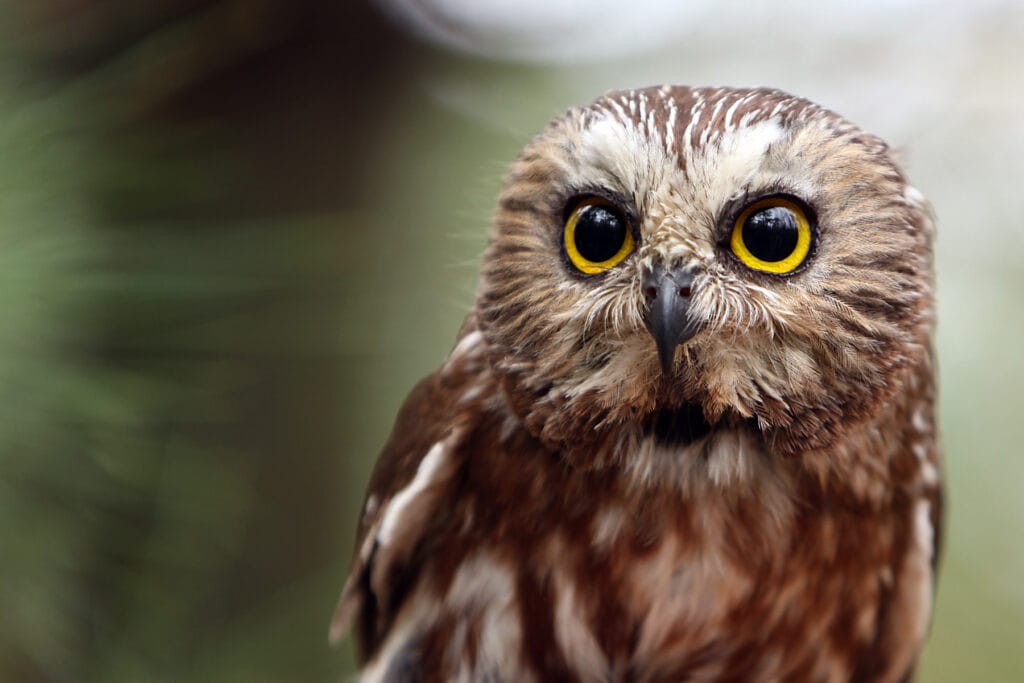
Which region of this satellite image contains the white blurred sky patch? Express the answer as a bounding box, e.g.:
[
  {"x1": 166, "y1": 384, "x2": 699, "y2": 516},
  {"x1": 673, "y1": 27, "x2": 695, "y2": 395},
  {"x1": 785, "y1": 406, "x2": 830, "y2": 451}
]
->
[
  {"x1": 376, "y1": 0, "x2": 1005, "y2": 64},
  {"x1": 377, "y1": 0, "x2": 702, "y2": 63}
]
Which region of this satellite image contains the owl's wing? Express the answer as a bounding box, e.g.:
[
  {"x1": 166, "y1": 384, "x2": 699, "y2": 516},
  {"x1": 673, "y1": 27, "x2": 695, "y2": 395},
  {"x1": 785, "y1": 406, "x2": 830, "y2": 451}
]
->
[
  {"x1": 853, "y1": 374, "x2": 944, "y2": 683},
  {"x1": 329, "y1": 324, "x2": 484, "y2": 655}
]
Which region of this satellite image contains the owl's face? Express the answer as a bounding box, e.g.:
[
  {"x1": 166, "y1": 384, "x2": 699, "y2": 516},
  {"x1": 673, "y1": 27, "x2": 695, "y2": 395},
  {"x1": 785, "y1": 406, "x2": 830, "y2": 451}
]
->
[{"x1": 477, "y1": 87, "x2": 933, "y2": 466}]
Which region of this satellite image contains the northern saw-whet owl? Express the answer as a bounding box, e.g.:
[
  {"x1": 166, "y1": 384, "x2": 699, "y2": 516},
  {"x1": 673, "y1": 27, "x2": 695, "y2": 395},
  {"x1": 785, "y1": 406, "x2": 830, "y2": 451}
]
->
[{"x1": 332, "y1": 86, "x2": 941, "y2": 682}]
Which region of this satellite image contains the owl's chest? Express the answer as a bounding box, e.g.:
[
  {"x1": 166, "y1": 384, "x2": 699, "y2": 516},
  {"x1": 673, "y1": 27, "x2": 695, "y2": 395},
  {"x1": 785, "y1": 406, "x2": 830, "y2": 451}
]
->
[
  {"x1": 434, "y1": 433, "x2": 897, "y2": 682},
  {"x1": 506, "y1": 495, "x2": 894, "y2": 683},
  {"x1": 598, "y1": 512, "x2": 890, "y2": 679}
]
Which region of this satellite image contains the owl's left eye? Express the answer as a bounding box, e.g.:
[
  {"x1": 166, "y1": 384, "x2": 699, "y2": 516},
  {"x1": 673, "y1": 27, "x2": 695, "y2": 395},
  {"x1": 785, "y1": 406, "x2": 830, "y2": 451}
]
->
[
  {"x1": 730, "y1": 196, "x2": 813, "y2": 275},
  {"x1": 563, "y1": 197, "x2": 635, "y2": 275}
]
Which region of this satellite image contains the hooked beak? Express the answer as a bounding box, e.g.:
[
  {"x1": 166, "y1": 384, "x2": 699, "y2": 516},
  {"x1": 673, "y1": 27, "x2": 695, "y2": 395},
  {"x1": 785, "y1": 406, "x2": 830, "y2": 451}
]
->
[{"x1": 643, "y1": 263, "x2": 700, "y2": 374}]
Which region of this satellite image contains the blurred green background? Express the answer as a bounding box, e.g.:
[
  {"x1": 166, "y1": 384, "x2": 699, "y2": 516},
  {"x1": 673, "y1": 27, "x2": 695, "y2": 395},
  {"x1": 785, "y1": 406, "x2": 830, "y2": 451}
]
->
[{"x1": 0, "y1": 1, "x2": 1020, "y2": 681}]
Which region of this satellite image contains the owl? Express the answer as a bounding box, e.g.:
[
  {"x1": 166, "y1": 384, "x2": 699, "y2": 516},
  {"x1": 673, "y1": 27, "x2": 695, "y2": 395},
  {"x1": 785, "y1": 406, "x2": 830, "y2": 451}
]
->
[{"x1": 331, "y1": 86, "x2": 941, "y2": 682}]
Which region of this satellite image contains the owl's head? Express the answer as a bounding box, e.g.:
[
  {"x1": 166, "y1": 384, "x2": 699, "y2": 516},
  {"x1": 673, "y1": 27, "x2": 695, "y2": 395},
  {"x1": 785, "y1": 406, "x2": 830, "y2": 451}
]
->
[{"x1": 476, "y1": 86, "x2": 933, "y2": 468}]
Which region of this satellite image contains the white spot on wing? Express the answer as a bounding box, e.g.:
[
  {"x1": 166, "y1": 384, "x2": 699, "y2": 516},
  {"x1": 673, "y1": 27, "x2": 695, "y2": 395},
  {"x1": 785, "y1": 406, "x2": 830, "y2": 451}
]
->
[
  {"x1": 458, "y1": 382, "x2": 486, "y2": 405},
  {"x1": 910, "y1": 499, "x2": 935, "y2": 627},
  {"x1": 911, "y1": 406, "x2": 930, "y2": 434},
  {"x1": 912, "y1": 442, "x2": 928, "y2": 461},
  {"x1": 915, "y1": 499, "x2": 934, "y2": 566},
  {"x1": 377, "y1": 440, "x2": 449, "y2": 547},
  {"x1": 920, "y1": 461, "x2": 939, "y2": 487},
  {"x1": 445, "y1": 330, "x2": 483, "y2": 370}
]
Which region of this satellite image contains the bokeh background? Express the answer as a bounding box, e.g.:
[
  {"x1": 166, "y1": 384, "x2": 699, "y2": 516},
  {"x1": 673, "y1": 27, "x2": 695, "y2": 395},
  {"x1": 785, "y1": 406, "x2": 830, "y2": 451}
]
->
[{"x1": 1, "y1": 1, "x2": 1021, "y2": 681}]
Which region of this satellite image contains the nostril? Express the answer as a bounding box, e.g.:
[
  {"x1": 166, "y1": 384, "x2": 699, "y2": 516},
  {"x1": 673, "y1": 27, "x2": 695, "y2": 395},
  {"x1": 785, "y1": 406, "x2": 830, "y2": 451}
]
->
[
  {"x1": 644, "y1": 286, "x2": 658, "y2": 300},
  {"x1": 678, "y1": 286, "x2": 691, "y2": 298}
]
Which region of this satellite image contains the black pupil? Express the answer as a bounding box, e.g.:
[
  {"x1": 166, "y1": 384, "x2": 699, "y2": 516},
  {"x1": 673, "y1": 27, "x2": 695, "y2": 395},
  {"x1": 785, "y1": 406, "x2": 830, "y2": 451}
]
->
[
  {"x1": 573, "y1": 204, "x2": 626, "y2": 263},
  {"x1": 742, "y1": 206, "x2": 800, "y2": 262}
]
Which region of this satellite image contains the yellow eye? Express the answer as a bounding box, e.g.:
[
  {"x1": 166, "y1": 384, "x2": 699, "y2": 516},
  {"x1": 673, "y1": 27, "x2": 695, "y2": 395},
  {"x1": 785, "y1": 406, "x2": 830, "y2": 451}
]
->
[
  {"x1": 563, "y1": 198, "x2": 635, "y2": 275},
  {"x1": 730, "y1": 196, "x2": 813, "y2": 275}
]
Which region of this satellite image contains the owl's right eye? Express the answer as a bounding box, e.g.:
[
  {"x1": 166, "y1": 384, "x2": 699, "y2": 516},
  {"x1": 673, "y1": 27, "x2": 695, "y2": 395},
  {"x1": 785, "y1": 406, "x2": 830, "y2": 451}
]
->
[{"x1": 563, "y1": 198, "x2": 635, "y2": 275}]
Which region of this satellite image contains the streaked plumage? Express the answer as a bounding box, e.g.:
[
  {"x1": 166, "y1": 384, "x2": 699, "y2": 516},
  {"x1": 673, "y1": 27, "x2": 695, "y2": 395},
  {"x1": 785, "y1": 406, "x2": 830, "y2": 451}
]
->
[{"x1": 332, "y1": 85, "x2": 941, "y2": 682}]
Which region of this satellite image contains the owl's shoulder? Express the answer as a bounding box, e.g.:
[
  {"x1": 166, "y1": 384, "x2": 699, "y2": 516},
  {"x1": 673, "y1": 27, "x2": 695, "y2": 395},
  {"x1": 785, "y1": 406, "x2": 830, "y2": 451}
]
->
[{"x1": 330, "y1": 320, "x2": 495, "y2": 653}]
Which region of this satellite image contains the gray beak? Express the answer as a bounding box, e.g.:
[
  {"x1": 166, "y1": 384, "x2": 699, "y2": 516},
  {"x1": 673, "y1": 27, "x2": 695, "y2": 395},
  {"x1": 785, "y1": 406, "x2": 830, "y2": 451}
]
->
[{"x1": 643, "y1": 264, "x2": 700, "y2": 374}]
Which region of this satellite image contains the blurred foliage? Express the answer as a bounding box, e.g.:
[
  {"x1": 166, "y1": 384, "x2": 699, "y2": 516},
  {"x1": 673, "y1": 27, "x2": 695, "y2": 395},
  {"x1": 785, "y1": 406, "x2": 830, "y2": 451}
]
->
[
  {"x1": 0, "y1": 65, "x2": 110, "y2": 681},
  {"x1": 0, "y1": 2, "x2": 390, "y2": 681},
  {"x1": 0, "y1": 1, "x2": 1020, "y2": 682}
]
